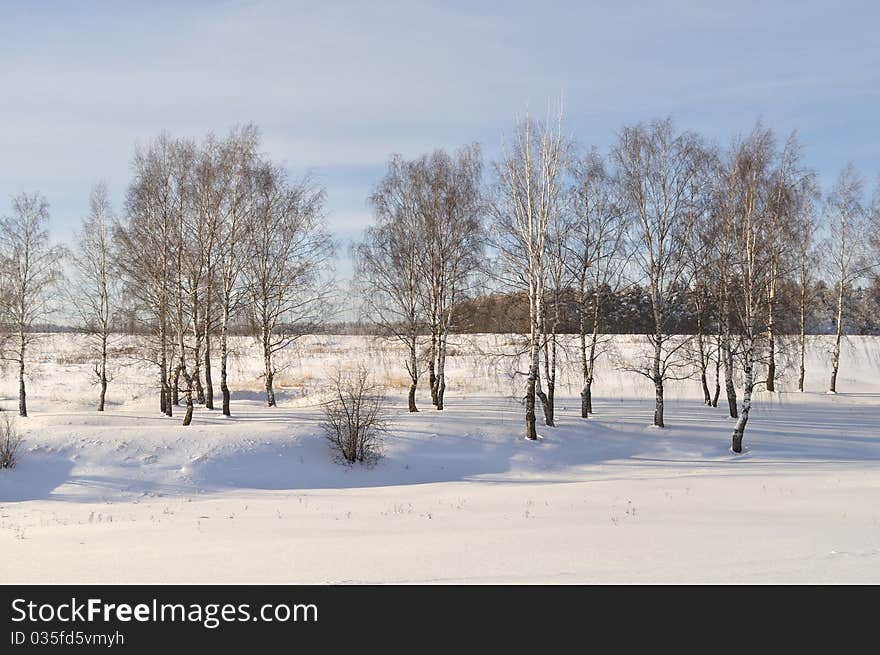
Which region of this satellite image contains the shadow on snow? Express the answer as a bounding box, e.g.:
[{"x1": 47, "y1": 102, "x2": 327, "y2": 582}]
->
[{"x1": 1, "y1": 393, "x2": 878, "y2": 502}]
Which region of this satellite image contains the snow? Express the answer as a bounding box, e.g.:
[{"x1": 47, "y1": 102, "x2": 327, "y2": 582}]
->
[{"x1": 1, "y1": 334, "x2": 879, "y2": 583}]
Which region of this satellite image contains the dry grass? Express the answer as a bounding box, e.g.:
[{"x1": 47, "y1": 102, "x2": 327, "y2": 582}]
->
[{"x1": 375, "y1": 372, "x2": 412, "y2": 389}]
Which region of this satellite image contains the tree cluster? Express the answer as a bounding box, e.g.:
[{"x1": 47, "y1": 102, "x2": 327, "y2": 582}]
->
[
  {"x1": 1, "y1": 124, "x2": 333, "y2": 425},
  {"x1": 353, "y1": 145, "x2": 484, "y2": 413},
  {"x1": 355, "y1": 113, "x2": 880, "y2": 453}
]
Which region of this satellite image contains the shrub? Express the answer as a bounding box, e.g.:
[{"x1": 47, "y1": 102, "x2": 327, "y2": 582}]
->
[
  {"x1": 321, "y1": 367, "x2": 388, "y2": 464},
  {"x1": 0, "y1": 413, "x2": 22, "y2": 469}
]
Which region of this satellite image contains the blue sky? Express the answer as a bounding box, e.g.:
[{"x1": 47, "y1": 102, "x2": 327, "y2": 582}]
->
[{"x1": 1, "y1": 1, "x2": 878, "y2": 277}]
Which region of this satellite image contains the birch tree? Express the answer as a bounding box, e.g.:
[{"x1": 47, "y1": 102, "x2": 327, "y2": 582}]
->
[
  {"x1": 355, "y1": 154, "x2": 426, "y2": 412},
  {"x1": 685, "y1": 201, "x2": 718, "y2": 406},
  {"x1": 0, "y1": 193, "x2": 64, "y2": 417},
  {"x1": 491, "y1": 110, "x2": 565, "y2": 440},
  {"x1": 116, "y1": 132, "x2": 179, "y2": 417},
  {"x1": 535, "y1": 194, "x2": 569, "y2": 426},
  {"x1": 763, "y1": 134, "x2": 803, "y2": 392},
  {"x1": 726, "y1": 125, "x2": 775, "y2": 454},
  {"x1": 568, "y1": 149, "x2": 628, "y2": 417},
  {"x1": 793, "y1": 174, "x2": 819, "y2": 392},
  {"x1": 69, "y1": 183, "x2": 119, "y2": 411},
  {"x1": 613, "y1": 118, "x2": 704, "y2": 428},
  {"x1": 213, "y1": 125, "x2": 259, "y2": 416},
  {"x1": 825, "y1": 165, "x2": 867, "y2": 394},
  {"x1": 186, "y1": 139, "x2": 218, "y2": 408},
  {"x1": 415, "y1": 145, "x2": 483, "y2": 411},
  {"x1": 155, "y1": 137, "x2": 199, "y2": 426},
  {"x1": 244, "y1": 164, "x2": 333, "y2": 407},
  {"x1": 710, "y1": 148, "x2": 741, "y2": 418}
]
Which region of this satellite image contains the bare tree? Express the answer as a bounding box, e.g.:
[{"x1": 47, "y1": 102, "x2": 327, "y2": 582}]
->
[
  {"x1": 185, "y1": 141, "x2": 216, "y2": 409},
  {"x1": 536, "y1": 186, "x2": 570, "y2": 426},
  {"x1": 685, "y1": 198, "x2": 718, "y2": 406},
  {"x1": 491, "y1": 109, "x2": 566, "y2": 440},
  {"x1": 69, "y1": 182, "x2": 119, "y2": 411},
  {"x1": 613, "y1": 118, "x2": 704, "y2": 428},
  {"x1": 355, "y1": 155, "x2": 426, "y2": 412},
  {"x1": 793, "y1": 173, "x2": 820, "y2": 392},
  {"x1": 213, "y1": 125, "x2": 260, "y2": 416},
  {"x1": 568, "y1": 149, "x2": 628, "y2": 418},
  {"x1": 116, "y1": 132, "x2": 180, "y2": 418},
  {"x1": 244, "y1": 164, "x2": 333, "y2": 407},
  {"x1": 762, "y1": 134, "x2": 803, "y2": 392},
  {"x1": 0, "y1": 192, "x2": 64, "y2": 417},
  {"x1": 710, "y1": 146, "x2": 741, "y2": 418},
  {"x1": 186, "y1": 127, "x2": 261, "y2": 413},
  {"x1": 725, "y1": 124, "x2": 775, "y2": 454},
  {"x1": 825, "y1": 164, "x2": 868, "y2": 394},
  {"x1": 415, "y1": 145, "x2": 484, "y2": 411},
  {"x1": 169, "y1": 138, "x2": 198, "y2": 426}
]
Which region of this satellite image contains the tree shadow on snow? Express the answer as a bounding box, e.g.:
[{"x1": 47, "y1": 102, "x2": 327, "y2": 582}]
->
[{"x1": 3, "y1": 394, "x2": 878, "y2": 501}]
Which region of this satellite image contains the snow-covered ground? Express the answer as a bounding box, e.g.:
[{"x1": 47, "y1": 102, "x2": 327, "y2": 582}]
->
[{"x1": 1, "y1": 334, "x2": 878, "y2": 583}]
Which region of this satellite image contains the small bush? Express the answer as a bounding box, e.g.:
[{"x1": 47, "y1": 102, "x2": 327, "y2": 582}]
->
[
  {"x1": 321, "y1": 367, "x2": 388, "y2": 464},
  {"x1": 0, "y1": 413, "x2": 22, "y2": 470}
]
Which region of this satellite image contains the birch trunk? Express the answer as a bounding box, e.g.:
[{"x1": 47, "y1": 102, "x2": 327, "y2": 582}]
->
[
  {"x1": 192, "y1": 322, "x2": 205, "y2": 405},
  {"x1": 220, "y1": 298, "x2": 232, "y2": 416},
  {"x1": 262, "y1": 325, "x2": 276, "y2": 407},
  {"x1": 731, "y1": 341, "x2": 754, "y2": 453},
  {"x1": 435, "y1": 328, "x2": 448, "y2": 411},
  {"x1": 581, "y1": 381, "x2": 592, "y2": 418},
  {"x1": 407, "y1": 332, "x2": 419, "y2": 413},
  {"x1": 178, "y1": 363, "x2": 194, "y2": 426},
  {"x1": 194, "y1": 363, "x2": 205, "y2": 406},
  {"x1": 203, "y1": 325, "x2": 214, "y2": 409},
  {"x1": 578, "y1": 290, "x2": 589, "y2": 418},
  {"x1": 98, "y1": 332, "x2": 108, "y2": 412},
  {"x1": 407, "y1": 382, "x2": 418, "y2": 412},
  {"x1": 537, "y1": 331, "x2": 556, "y2": 427},
  {"x1": 578, "y1": 343, "x2": 590, "y2": 417},
  {"x1": 653, "y1": 378, "x2": 664, "y2": 428},
  {"x1": 798, "y1": 282, "x2": 807, "y2": 392},
  {"x1": 588, "y1": 307, "x2": 599, "y2": 388},
  {"x1": 652, "y1": 334, "x2": 664, "y2": 428},
  {"x1": 696, "y1": 311, "x2": 711, "y2": 405},
  {"x1": 829, "y1": 280, "x2": 844, "y2": 393},
  {"x1": 525, "y1": 350, "x2": 539, "y2": 440},
  {"x1": 580, "y1": 288, "x2": 601, "y2": 418},
  {"x1": 525, "y1": 288, "x2": 542, "y2": 441},
  {"x1": 766, "y1": 271, "x2": 776, "y2": 392},
  {"x1": 17, "y1": 329, "x2": 27, "y2": 417},
  {"x1": 712, "y1": 332, "x2": 721, "y2": 407},
  {"x1": 722, "y1": 334, "x2": 737, "y2": 418},
  {"x1": 172, "y1": 366, "x2": 180, "y2": 406},
  {"x1": 160, "y1": 322, "x2": 171, "y2": 417},
  {"x1": 428, "y1": 328, "x2": 438, "y2": 407},
  {"x1": 536, "y1": 375, "x2": 553, "y2": 427}
]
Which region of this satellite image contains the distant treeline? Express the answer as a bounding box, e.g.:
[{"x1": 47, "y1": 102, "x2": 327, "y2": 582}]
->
[{"x1": 448, "y1": 280, "x2": 880, "y2": 336}]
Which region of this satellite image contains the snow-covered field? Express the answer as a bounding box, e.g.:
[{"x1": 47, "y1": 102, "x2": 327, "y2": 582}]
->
[{"x1": 1, "y1": 334, "x2": 878, "y2": 583}]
